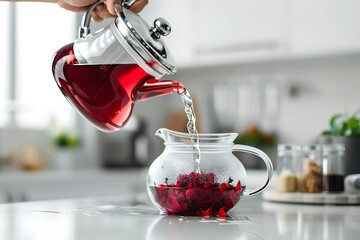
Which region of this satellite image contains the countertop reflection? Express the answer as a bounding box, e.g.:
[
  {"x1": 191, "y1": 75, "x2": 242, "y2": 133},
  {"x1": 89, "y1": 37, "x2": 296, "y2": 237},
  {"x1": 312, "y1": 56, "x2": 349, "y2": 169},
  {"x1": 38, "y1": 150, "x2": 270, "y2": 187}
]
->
[{"x1": 0, "y1": 192, "x2": 359, "y2": 240}]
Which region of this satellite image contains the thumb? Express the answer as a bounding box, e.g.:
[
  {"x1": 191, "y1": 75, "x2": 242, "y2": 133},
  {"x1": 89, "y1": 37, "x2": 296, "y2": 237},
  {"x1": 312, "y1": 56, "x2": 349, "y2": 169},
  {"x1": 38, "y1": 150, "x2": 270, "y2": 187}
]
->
[{"x1": 106, "y1": 0, "x2": 121, "y2": 16}]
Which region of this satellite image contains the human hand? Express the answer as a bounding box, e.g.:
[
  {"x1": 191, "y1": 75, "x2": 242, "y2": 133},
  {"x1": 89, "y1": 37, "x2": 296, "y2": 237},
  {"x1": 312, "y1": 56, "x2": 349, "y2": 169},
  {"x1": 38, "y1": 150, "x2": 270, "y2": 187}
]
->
[{"x1": 56, "y1": 0, "x2": 148, "y2": 21}]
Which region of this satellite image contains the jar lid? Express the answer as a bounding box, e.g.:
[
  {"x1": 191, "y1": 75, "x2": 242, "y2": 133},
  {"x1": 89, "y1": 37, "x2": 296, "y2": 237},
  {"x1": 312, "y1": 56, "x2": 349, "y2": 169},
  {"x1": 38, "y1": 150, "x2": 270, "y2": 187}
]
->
[
  {"x1": 277, "y1": 144, "x2": 301, "y2": 153},
  {"x1": 322, "y1": 143, "x2": 345, "y2": 155},
  {"x1": 114, "y1": 8, "x2": 176, "y2": 78}
]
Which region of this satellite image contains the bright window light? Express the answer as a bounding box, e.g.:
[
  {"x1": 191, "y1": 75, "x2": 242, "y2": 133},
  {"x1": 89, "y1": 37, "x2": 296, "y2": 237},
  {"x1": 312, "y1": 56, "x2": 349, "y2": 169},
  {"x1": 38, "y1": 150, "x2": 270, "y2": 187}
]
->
[
  {"x1": 9, "y1": 2, "x2": 77, "y2": 129},
  {"x1": 0, "y1": 2, "x2": 11, "y2": 126}
]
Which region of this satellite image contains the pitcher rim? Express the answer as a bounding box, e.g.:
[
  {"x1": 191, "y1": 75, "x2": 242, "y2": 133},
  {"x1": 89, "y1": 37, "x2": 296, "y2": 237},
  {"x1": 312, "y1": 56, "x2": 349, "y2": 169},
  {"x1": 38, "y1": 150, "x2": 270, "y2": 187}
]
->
[{"x1": 155, "y1": 128, "x2": 238, "y2": 143}]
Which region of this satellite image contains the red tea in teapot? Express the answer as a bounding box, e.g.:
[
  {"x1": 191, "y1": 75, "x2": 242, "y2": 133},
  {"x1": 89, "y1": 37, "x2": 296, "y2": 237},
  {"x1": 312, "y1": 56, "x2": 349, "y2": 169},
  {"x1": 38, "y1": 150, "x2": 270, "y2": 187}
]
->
[
  {"x1": 52, "y1": 43, "x2": 185, "y2": 132},
  {"x1": 51, "y1": 2, "x2": 186, "y2": 132}
]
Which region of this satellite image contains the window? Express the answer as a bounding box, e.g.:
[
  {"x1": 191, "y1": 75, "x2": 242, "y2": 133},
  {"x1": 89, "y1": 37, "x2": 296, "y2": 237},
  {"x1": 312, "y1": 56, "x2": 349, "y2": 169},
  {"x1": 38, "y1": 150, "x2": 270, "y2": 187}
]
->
[
  {"x1": 0, "y1": 2, "x2": 10, "y2": 126},
  {"x1": 0, "y1": 2, "x2": 77, "y2": 129}
]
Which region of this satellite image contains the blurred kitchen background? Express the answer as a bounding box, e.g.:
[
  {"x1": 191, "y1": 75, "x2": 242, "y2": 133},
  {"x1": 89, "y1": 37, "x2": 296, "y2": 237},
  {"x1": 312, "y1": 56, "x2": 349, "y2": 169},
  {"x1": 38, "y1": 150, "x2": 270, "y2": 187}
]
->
[{"x1": 0, "y1": 0, "x2": 360, "y2": 202}]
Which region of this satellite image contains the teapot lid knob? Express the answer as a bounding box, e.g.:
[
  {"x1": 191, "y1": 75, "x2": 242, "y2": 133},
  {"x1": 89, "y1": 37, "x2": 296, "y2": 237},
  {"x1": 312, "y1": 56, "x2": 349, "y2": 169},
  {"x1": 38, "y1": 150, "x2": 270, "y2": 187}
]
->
[{"x1": 150, "y1": 18, "x2": 171, "y2": 41}]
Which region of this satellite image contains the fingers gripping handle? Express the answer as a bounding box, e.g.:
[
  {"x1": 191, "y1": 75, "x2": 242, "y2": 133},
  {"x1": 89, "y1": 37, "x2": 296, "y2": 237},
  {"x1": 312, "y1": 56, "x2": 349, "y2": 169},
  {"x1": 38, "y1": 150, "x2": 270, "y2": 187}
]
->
[
  {"x1": 233, "y1": 144, "x2": 273, "y2": 196},
  {"x1": 79, "y1": 1, "x2": 103, "y2": 38},
  {"x1": 79, "y1": 0, "x2": 137, "y2": 39}
]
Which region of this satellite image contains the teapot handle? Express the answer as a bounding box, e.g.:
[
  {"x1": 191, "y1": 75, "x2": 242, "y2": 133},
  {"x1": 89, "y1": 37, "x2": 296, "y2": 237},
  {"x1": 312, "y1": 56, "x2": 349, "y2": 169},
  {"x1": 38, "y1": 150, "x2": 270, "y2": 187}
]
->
[
  {"x1": 79, "y1": 0, "x2": 136, "y2": 39},
  {"x1": 233, "y1": 144, "x2": 273, "y2": 196}
]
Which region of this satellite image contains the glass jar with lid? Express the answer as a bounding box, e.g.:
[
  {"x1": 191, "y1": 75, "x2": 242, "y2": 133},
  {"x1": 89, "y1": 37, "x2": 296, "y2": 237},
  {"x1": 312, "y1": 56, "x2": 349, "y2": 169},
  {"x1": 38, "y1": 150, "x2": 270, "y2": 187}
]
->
[
  {"x1": 276, "y1": 144, "x2": 301, "y2": 192},
  {"x1": 298, "y1": 144, "x2": 322, "y2": 193},
  {"x1": 322, "y1": 144, "x2": 345, "y2": 193}
]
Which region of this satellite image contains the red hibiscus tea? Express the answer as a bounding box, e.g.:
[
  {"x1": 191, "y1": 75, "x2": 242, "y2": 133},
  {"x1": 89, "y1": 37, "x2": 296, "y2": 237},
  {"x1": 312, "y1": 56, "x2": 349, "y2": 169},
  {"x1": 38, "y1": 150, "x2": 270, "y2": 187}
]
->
[
  {"x1": 149, "y1": 172, "x2": 246, "y2": 217},
  {"x1": 52, "y1": 43, "x2": 185, "y2": 132}
]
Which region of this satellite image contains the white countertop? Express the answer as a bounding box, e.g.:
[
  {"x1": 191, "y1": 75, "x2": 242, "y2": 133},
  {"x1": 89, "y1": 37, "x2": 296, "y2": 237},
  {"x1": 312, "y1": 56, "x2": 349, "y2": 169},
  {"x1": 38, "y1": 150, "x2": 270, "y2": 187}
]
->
[{"x1": 0, "y1": 189, "x2": 359, "y2": 240}]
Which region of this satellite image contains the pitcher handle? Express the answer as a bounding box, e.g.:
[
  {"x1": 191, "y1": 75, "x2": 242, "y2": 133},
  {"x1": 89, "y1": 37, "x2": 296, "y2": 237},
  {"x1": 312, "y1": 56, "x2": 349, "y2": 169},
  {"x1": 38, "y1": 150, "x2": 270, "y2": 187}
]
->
[{"x1": 233, "y1": 144, "x2": 273, "y2": 196}]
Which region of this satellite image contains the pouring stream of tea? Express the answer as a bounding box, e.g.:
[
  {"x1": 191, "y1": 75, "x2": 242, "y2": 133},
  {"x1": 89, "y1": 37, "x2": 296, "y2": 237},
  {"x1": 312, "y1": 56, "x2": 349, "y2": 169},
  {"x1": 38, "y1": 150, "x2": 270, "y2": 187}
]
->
[{"x1": 180, "y1": 90, "x2": 201, "y2": 173}]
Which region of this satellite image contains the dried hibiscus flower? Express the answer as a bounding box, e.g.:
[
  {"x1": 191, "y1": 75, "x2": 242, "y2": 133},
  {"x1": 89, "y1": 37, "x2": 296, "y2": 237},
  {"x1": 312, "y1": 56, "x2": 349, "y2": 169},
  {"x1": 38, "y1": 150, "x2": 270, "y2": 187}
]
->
[{"x1": 149, "y1": 172, "x2": 245, "y2": 217}]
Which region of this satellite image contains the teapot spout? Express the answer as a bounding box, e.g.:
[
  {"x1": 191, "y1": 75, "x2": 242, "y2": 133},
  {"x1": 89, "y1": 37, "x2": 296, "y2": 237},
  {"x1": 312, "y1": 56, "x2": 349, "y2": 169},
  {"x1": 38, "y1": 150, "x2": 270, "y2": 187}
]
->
[{"x1": 136, "y1": 79, "x2": 186, "y2": 101}]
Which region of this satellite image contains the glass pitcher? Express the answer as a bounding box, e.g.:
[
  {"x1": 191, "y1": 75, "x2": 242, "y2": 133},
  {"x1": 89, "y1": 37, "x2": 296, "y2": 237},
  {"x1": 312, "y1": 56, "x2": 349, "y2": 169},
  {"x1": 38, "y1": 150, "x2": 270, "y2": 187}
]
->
[
  {"x1": 51, "y1": 0, "x2": 182, "y2": 132},
  {"x1": 147, "y1": 128, "x2": 273, "y2": 217}
]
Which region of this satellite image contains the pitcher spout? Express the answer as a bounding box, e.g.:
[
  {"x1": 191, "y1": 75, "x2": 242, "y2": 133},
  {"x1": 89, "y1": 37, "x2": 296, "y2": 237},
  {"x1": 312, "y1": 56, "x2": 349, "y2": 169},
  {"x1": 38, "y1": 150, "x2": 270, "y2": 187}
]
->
[
  {"x1": 155, "y1": 128, "x2": 167, "y2": 141},
  {"x1": 155, "y1": 128, "x2": 191, "y2": 142}
]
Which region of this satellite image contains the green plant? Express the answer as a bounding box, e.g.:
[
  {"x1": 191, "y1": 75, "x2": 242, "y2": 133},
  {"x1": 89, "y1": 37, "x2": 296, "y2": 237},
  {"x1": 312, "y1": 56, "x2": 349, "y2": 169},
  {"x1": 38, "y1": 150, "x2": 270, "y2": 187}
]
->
[
  {"x1": 322, "y1": 112, "x2": 360, "y2": 137},
  {"x1": 234, "y1": 125, "x2": 277, "y2": 146},
  {"x1": 54, "y1": 132, "x2": 81, "y2": 148}
]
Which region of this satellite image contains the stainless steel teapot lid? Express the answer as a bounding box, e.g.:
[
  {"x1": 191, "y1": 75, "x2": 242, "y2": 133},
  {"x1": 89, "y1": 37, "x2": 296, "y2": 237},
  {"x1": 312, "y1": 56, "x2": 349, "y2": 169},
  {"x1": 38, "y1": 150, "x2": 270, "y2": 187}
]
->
[{"x1": 114, "y1": 7, "x2": 176, "y2": 76}]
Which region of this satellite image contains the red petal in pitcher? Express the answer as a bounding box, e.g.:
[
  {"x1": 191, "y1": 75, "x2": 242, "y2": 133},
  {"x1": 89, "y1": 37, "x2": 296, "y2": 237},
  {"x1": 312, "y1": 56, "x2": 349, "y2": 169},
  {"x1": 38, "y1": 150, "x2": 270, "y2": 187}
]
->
[
  {"x1": 155, "y1": 184, "x2": 168, "y2": 205},
  {"x1": 224, "y1": 198, "x2": 234, "y2": 210},
  {"x1": 190, "y1": 172, "x2": 198, "y2": 184},
  {"x1": 219, "y1": 182, "x2": 232, "y2": 191},
  {"x1": 177, "y1": 174, "x2": 190, "y2": 186},
  {"x1": 166, "y1": 194, "x2": 183, "y2": 213},
  {"x1": 235, "y1": 180, "x2": 241, "y2": 191},
  {"x1": 185, "y1": 188, "x2": 197, "y2": 200},
  {"x1": 228, "y1": 189, "x2": 237, "y2": 204},
  {"x1": 198, "y1": 207, "x2": 213, "y2": 218},
  {"x1": 209, "y1": 190, "x2": 224, "y2": 204},
  {"x1": 176, "y1": 190, "x2": 186, "y2": 202},
  {"x1": 217, "y1": 207, "x2": 227, "y2": 218},
  {"x1": 198, "y1": 172, "x2": 216, "y2": 184}
]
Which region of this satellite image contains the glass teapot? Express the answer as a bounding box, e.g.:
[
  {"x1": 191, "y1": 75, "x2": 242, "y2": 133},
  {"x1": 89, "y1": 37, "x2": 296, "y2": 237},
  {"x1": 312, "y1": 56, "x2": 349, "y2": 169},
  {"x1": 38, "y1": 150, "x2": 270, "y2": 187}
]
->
[
  {"x1": 147, "y1": 128, "x2": 273, "y2": 217},
  {"x1": 51, "y1": 0, "x2": 183, "y2": 132}
]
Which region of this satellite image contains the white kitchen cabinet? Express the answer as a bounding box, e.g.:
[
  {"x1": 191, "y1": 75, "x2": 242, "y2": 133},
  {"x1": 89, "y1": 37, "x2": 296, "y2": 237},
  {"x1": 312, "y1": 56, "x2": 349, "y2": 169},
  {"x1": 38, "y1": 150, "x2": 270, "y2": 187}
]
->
[
  {"x1": 140, "y1": 0, "x2": 196, "y2": 66},
  {"x1": 193, "y1": 0, "x2": 287, "y2": 63},
  {"x1": 141, "y1": 0, "x2": 287, "y2": 67},
  {"x1": 290, "y1": 0, "x2": 360, "y2": 55},
  {"x1": 140, "y1": 0, "x2": 360, "y2": 68}
]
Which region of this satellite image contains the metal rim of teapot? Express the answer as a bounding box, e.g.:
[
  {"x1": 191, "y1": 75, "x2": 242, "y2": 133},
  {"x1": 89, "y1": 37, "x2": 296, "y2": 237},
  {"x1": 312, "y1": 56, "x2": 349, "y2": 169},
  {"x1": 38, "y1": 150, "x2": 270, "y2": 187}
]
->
[
  {"x1": 78, "y1": 0, "x2": 176, "y2": 76},
  {"x1": 113, "y1": 9, "x2": 175, "y2": 75},
  {"x1": 79, "y1": 0, "x2": 136, "y2": 39}
]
